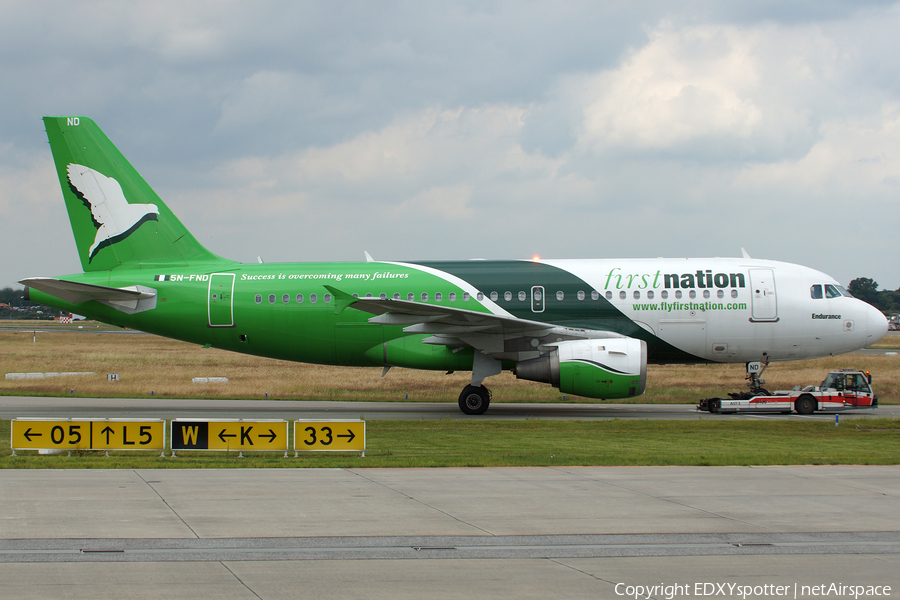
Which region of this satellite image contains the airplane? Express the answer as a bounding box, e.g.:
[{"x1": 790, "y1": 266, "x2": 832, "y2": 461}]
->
[{"x1": 21, "y1": 116, "x2": 890, "y2": 414}]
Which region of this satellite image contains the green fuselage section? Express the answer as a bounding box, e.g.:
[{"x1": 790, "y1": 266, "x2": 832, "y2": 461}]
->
[{"x1": 29, "y1": 260, "x2": 676, "y2": 370}]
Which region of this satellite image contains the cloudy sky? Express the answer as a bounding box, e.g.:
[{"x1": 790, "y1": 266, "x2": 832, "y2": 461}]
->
[{"x1": 1, "y1": 1, "x2": 898, "y2": 291}]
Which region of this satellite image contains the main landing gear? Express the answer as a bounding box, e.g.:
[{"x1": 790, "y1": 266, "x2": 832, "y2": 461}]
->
[{"x1": 458, "y1": 385, "x2": 491, "y2": 415}]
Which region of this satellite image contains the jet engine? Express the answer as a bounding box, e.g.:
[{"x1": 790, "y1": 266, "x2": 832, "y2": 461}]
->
[{"x1": 515, "y1": 337, "x2": 647, "y2": 399}]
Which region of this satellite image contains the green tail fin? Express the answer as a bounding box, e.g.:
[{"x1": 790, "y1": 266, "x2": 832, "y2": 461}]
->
[{"x1": 43, "y1": 116, "x2": 230, "y2": 272}]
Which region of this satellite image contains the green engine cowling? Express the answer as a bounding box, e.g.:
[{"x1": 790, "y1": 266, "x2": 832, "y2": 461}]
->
[{"x1": 515, "y1": 338, "x2": 647, "y2": 399}]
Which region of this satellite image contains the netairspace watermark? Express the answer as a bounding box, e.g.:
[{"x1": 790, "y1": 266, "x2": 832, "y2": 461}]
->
[{"x1": 614, "y1": 582, "x2": 893, "y2": 600}]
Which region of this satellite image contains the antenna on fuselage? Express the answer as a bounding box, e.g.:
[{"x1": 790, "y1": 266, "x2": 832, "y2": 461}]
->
[
  {"x1": 364, "y1": 251, "x2": 375, "y2": 262},
  {"x1": 741, "y1": 248, "x2": 751, "y2": 259}
]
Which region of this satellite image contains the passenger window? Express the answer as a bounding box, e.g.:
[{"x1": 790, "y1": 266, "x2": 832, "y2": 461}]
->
[
  {"x1": 661, "y1": 290, "x2": 668, "y2": 300},
  {"x1": 365, "y1": 293, "x2": 373, "y2": 298},
  {"x1": 556, "y1": 291, "x2": 564, "y2": 301},
  {"x1": 647, "y1": 290, "x2": 654, "y2": 300},
  {"x1": 268, "y1": 294, "x2": 276, "y2": 304},
  {"x1": 504, "y1": 291, "x2": 512, "y2": 301},
  {"x1": 379, "y1": 293, "x2": 387, "y2": 300},
  {"x1": 449, "y1": 292, "x2": 457, "y2": 301},
  {"x1": 421, "y1": 292, "x2": 428, "y2": 301},
  {"x1": 717, "y1": 290, "x2": 724, "y2": 299},
  {"x1": 324, "y1": 294, "x2": 332, "y2": 303},
  {"x1": 825, "y1": 284, "x2": 841, "y2": 299},
  {"x1": 619, "y1": 291, "x2": 626, "y2": 300},
  {"x1": 810, "y1": 285, "x2": 823, "y2": 299},
  {"x1": 408, "y1": 292, "x2": 414, "y2": 301},
  {"x1": 435, "y1": 292, "x2": 442, "y2": 301},
  {"x1": 476, "y1": 292, "x2": 484, "y2": 301},
  {"x1": 675, "y1": 290, "x2": 682, "y2": 299},
  {"x1": 689, "y1": 290, "x2": 696, "y2": 299},
  {"x1": 591, "y1": 290, "x2": 599, "y2": 301},
  {"x1": 255, "y1": 294, "x2": 262, "y2": 304},
  {"x1": 282, "y1": 294, "x2": 289, "y2": 304},
  {"x1": 310, "y1": 293, "x2": 318, "y2": 303},
  {"x1": 393, "y1": 293, "x2": 401, "y2": 300},
  {"x1": 352, "y1": 293, "x2": 359, "y2": 298},
  {"x1": 703, "y1": 290, "x2": 710, "y2": 299},
  {"x1": 490, "y1": 291, "x2": 498, "y2": 301},
  {"x1": 731, "y1": 289, "x2": 738, "y2": 299},
  {"x1": 577, "y1": 291, "x2": 585, "y2": 301},
  {"x1": 463, "y1": 292, "x2": 470, "y2": 301},
  {"x1": 633, "y1": 291, "x2": 640, "y2": 299},
  {"x1": 605, "y1": 291, "x2": 612, "y2": 300},
  {"x1": 296, "y1": 294, "x2": 303, "y2": 303}
]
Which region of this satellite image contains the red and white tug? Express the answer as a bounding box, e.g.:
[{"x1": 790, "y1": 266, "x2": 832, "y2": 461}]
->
[{"x1": 700, "y1": 368, "x2": 878, "y2": 415}]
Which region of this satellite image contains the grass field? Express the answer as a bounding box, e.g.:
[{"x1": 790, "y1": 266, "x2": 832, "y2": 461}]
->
[
  {"x1": 2, "y1": 323, "x2": 898, "y2": 468},
  {"x1": 1, "y1": 325, "x2": 898, "y2": 403},
  {"x1": 2, "y1": 418, "x2": 898, "y2": 468}
]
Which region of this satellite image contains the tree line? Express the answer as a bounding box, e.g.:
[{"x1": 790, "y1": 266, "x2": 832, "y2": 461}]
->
[{"x1": 847, "y1": 278, "x2": 900, "y2": 314}]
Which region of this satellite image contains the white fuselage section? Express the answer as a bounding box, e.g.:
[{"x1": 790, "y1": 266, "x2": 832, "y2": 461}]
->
[{"x1": 541, "y1": 257, "x2": 887, "y2": 363}]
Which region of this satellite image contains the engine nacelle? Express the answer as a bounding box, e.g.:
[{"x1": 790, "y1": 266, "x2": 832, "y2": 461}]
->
[{"x1": 515, "y1": 338, "x2": 647, "y2": 399}]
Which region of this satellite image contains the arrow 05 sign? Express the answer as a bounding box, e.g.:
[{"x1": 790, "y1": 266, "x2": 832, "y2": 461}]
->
[
  {"x1": 11, "y1": 419, "x2": 164, "y2": 451},
  {"x1": 171, "y1": 420, "x2": 288, "y2": 451}
]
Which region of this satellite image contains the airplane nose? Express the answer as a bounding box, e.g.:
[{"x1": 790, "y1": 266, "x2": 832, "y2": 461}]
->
[{"x1": 866, "y1": 303, "x2": 888, "y2": 345}]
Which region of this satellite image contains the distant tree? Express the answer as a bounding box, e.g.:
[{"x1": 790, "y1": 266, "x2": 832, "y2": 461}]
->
[
  {"x1": 848, "y1": 277, "x2": 879, "y2": 305},
  {"x1": 0, "y1": 287, "x2": 28, "y2": 306},
  {"x1": 879, "y1": 290, "x2": 900, "y2": 314}
]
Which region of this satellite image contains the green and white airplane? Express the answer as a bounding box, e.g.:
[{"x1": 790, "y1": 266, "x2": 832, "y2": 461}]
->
[{"x1": 22, "y1": 117, "x2": 889, "y2": 414}]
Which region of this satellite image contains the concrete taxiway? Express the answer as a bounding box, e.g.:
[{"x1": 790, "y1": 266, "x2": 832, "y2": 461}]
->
[
  {"x1": 2, "y1": 395, "x2": 898, "y2": 421},
  {"x1": 1, "y1": 466, "x2": 898, "y2": 599}
]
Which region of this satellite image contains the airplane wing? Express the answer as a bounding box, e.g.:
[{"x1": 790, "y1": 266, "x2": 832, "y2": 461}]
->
[
  {"x1": 324, "y1": 285, "x2": 622, "y2": 358},
  {"x1": 20, "y1": 277, "x2": 157, "y2": 314},
  {"x1": 326, "y1": 284, "x2": 553, "y2": 334}
]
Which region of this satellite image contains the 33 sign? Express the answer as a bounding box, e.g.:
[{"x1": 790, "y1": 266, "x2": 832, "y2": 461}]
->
[{"x1": 294, "y1": 420, "x2": 365, "y2": 452}]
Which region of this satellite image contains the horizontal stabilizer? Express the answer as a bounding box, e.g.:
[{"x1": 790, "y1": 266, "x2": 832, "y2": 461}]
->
[{"x1": 21, "y1": 277, "x2": 157, "y2": 315}]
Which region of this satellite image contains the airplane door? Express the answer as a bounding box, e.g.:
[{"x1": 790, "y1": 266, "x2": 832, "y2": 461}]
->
[
  {"x1": 208, "y1": 273, "x2": 235, "y2": 327},
  {"x1": 531, "y1": 286, "x2": 545, "y2": 313},
  {"x1": 749, "y1": 269, "x2": 778, "y2": 321}
]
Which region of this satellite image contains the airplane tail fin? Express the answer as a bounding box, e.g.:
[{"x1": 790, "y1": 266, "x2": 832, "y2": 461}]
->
[{"x1": 43, "y1": 116, "x2": 229, "y2": 272}]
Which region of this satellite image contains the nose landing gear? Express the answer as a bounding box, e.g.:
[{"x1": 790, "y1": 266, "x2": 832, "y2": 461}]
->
[{"x1": 743, "y1": 359, "x2": 771, "y2": 398}]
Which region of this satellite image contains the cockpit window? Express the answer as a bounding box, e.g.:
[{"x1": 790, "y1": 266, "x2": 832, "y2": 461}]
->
[
  {"x1": 810, "y1": 285, "x2": 823, "y2": 299},
  {"x1": 836, "y1": 285, "x2": 852, "y2": 298},
  {"x1": 824, "y1": 284, "x2": 842, "y2": 299}
]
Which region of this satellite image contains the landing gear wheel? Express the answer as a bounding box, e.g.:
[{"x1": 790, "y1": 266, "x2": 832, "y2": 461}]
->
[
  {"x1": 795, "y1": 394, "x2": 816, "y2": 415},
  {"x1": 459, "y1": 385, "x2": 491, "y2": 415}
]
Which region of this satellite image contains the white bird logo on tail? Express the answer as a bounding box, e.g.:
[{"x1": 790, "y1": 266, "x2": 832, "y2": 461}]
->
[{"x1": 66, "y1": 164, "x2": 159, "y2": 261}]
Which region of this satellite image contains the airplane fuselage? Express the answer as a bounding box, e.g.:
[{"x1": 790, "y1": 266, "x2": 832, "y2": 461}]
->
[{"x1": 30, "y1": 256, "x2": 885, "y2": 371}]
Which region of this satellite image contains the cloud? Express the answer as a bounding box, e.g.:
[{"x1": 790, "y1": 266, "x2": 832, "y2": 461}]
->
[
  {"x1": 734, "y1": 102, "x2": 900, "y2": 198},
  {"x1": 0, "y1": 148, "x2": 82, "y2": 281},
  {"x1": 393, "y1": 185, "x2": 473, "y2": 221},
  {"x1": 571, "y1": 24, "x2": 836, "y2": 162},
  {"x1": 204, "y1": 105, "x2": 561, "y2": 210},
  {"x1": 2, "y1": 3, "x2": 900, "y2": 289}
]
